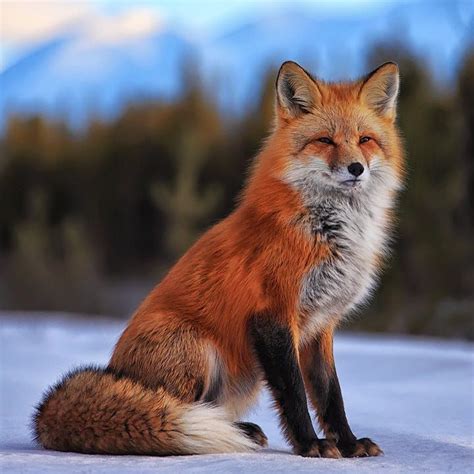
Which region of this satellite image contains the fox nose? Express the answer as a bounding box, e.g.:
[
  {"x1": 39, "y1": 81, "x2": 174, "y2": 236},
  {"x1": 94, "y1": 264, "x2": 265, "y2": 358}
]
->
[{"x1": 347, "y1": 162, "x2": 364, "y2": 177}]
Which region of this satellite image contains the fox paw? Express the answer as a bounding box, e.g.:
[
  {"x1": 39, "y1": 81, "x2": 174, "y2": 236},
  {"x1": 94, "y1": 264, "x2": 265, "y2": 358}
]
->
[
  {"x1": 235, "y1": 421, "x2": 268, "y2": 447},
  {"x1": 339, "y1": 438, "x2": 383, "y2": 457},
  {"x1": 298, "y1": 439, "x2": 342, "y2": 458}
]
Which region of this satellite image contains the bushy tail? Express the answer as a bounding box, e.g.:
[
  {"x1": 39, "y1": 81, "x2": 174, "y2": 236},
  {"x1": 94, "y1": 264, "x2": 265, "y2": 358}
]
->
[{"x1": 33, "y1": 366, "x2": 260, "y2": 455}]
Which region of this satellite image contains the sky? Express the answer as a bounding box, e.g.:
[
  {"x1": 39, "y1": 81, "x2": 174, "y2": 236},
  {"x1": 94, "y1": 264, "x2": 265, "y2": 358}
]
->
[{"x1": 0, "y1": 0, "x2": 398, "y2": 71}]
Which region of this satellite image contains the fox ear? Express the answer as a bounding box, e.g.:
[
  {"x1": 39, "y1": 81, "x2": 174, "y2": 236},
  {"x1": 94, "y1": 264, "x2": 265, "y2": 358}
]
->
[
  {"x1": 359, "y1": 62, "x2": 399, "y2": 120},
  {"x1": 276, "y1": 61, "x2": 322, "y2": 119}
]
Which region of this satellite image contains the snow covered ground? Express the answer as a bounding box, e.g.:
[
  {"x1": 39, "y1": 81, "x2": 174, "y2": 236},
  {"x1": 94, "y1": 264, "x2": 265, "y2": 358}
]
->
[{"x1": 1, "y1": 313, "x2": 473, "y2": 473}]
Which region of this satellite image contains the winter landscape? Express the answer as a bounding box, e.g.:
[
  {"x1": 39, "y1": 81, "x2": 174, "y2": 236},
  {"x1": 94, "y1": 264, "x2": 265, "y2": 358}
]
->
[
  {"x1": 1, "y1": 313, "x2": 472, "y2": 473},
  {"x1": 1, "y1": 1, "x2": 473, "y2": 472}
]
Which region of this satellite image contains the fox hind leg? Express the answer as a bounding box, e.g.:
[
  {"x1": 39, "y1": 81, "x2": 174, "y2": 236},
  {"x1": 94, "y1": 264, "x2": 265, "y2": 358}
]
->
[{"x1": 234, "y1": 422, "x2": 268, "y2": 447}]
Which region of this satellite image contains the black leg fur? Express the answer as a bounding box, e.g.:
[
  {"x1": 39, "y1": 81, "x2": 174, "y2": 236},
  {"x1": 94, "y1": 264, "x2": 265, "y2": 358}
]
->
[
  {"x1": 301, "y1": 332, "x2": 383, "y2": 458},
  {"x1": 249, "y1": 314, "x2": 340, "y2": 458}
]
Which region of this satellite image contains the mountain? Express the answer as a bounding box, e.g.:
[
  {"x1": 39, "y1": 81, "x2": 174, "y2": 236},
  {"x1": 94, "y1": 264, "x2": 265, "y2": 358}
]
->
[
  {"x1": 1, "y1": 0, "x2": 472, "y2": 129},
  {"x1": 0, "y1": 26, "x2": 195, "y2": 128}
]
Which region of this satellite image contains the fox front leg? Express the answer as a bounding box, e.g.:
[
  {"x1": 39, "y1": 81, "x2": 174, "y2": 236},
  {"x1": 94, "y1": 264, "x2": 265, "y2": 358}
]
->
[
  {"x1": 250, "y1": 313, "x2": 341, "y2": 458},
  {"x1": 300, "y1": 328, "x2": 383, "y2": 457}
]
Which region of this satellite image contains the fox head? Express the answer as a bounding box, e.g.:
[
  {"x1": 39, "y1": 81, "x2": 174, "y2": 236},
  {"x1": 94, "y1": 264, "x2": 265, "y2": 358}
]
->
[{"x1": 258, "y1": 61, "x2": 404, "y2": 202}]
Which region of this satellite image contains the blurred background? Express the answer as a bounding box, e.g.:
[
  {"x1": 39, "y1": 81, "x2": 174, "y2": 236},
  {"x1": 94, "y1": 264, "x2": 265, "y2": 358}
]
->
[{"x1": 0, "y1": 0, "x2": 473, "y2": 339}]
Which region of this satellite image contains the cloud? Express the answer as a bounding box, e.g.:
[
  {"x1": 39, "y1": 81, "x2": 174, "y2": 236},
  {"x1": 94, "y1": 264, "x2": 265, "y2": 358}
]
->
[
  {"x1": 0, "y1": 2, "x2": 92, "y2": 44},
  {"x1": 84, "y1": 8, "x2": 164, "y2": 45},
  {"x1": 1, "y1": 2, "x2": 163, "y2": 44},
  {"x1": 0, "y1": 2, "x2": 164, "y2": 70}
]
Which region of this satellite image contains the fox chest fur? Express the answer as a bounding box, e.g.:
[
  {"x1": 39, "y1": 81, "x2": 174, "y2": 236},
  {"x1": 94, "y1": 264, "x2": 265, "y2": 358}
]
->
[{"x1": 296, "y1": 192, "x2": 391, "y2": 341}]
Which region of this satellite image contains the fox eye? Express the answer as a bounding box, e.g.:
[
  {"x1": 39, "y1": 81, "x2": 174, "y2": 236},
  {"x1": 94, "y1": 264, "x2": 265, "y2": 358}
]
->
[
  {"x1": 359, "y1": 136, "x2": 372, "y2": 144},
  {"x1": 317, "y1": 137, "x2": 334, "y2": 145}
]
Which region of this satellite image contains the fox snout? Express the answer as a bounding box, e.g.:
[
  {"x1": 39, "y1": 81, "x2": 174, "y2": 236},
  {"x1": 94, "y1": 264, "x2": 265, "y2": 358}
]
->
[
  {"x1": 332, "y1": 159, "x2": 370, "y2": 188},
  {"x1": 347, "y1": 162, "x2": 364, "y2": 177}
]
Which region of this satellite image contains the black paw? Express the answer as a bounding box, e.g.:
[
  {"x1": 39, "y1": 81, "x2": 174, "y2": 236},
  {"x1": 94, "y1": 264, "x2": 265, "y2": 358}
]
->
[
  {"x1": 235, "y1": 421, "x2": 268, "y2": 447},
  {"x1": 298, "y1": 439, "x2": 342, "y2": 458},
  {"x1": 338, "y1": 438, "x2": 383, "y2": 457}
]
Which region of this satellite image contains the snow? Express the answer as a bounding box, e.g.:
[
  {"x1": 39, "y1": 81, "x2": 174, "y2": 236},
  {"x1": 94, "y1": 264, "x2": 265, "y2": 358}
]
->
[{"x1": 1, "y1": 313, "x2": 473, "y2": 473}]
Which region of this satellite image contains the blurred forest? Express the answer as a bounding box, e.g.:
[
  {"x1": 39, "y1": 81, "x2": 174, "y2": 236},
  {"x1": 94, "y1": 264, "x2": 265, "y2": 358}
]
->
[{"x1": 0, "y1": 46, "x2": 473, "y2": 339}]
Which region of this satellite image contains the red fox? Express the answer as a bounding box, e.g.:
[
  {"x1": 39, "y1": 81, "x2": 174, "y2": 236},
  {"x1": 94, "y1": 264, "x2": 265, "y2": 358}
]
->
[{"x1": 33, "y1": 61, "x2": 404, "y2": 458}]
